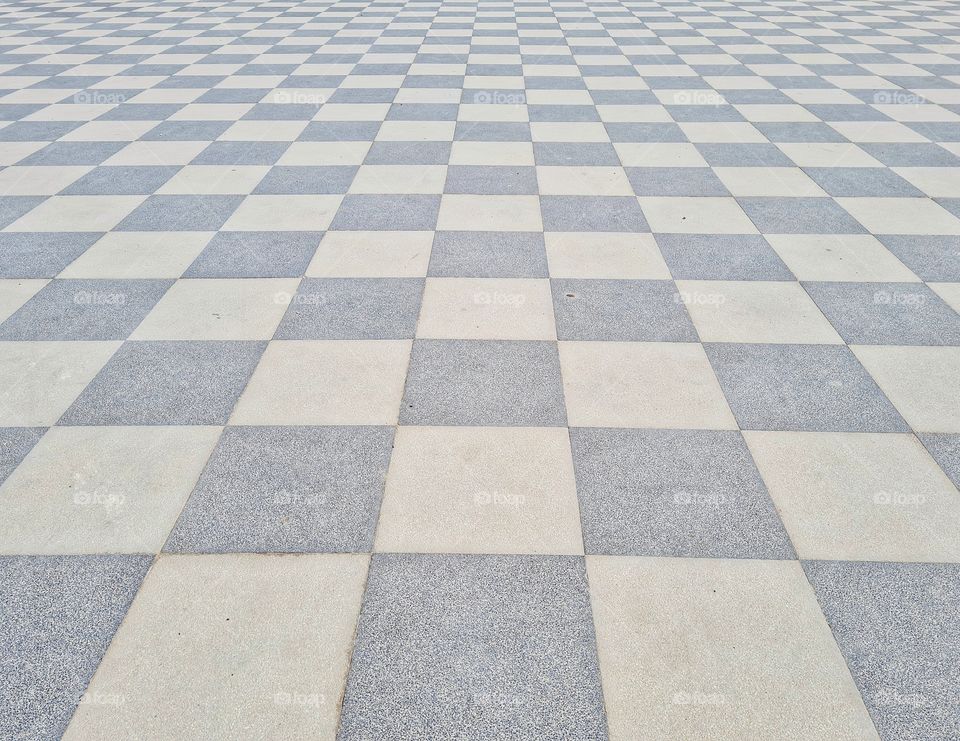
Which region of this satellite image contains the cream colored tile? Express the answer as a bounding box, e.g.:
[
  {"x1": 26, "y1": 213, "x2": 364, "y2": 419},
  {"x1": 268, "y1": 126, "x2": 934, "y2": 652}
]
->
[
  {"x1": 104, "y1": 141, "x2": 208, "y2": 166},
  {"x1": 230, "y1": 340, "x2": 411, "y2": 425},
  {"x1": 307, "y1": 231, "x2": 432, "y2": 277},
  {"x1": 614, "y1": 142, "x2": 708, "y2": 167},
  {"x1": 638, "y1": 197, "x2": 758, "y2": 234},
  {"x1": 59, "y1": 232, "x2": 212, "y2": 279},
  {"x1": 375, "y1": 426, "x2": 583, "y2": 555},
  {"x1": 0, "y1": 341, "x2": 119, "y2": 425},
  {"x1": 449, "y1": 141, "x2": 534, "y2": 166},
  {"x1": 417, "y1": 278, "x2": 555, "y2": 340},
  {"x1": 349, "y1": 165, "x2": 446, "y2": 194},
  {"x1": 0, "y1": 426, "x2": 220, "y2": 554},
  {"x1": 156, "y1": 165, "x2": 269, "y2": 195},
  {"x1": 6, "y1": 196, "x2": 145, "y2": 232},
  {"x1": 64, "y1": 554, "x2": 368, "y2": 740},
  {"x1": 930, "y1": 282, "x2": 960, "y2": 313},
  {"x1": 587, "y1": 556, "x2": 878, "y2": 741},
  {"x1": 536, "y1": 166, "x2": 633, "y2": 196},
  {"x1": 745, "y1": 431, "x2": 960, "y2": 562},
  {"x1": 131, "y1": 278, "x2": 297, "y2": 340},
  {"x1": 0, "y1": 166, "x2": 91, "y2": 195},
  {"x1": 836, "y1": 197, "x2": 960, "y2": 235},
  {"x1": 559, "y1": 341, "x2": 737, "y2": 429},
  {"x1": 437, "y1": 194, "x2": 543, "y2": 231},
  {"x1": 713, "y1": 167, "x2": 827, "y2": 197},
  {"x1": 852, "y1": 345, "x2": 960, "y2": 433},
  {"x1": 765, "y1": 234, "x2": 918, "y2": 281},
  {"x1": 0, "y1": 279, "x2": 46, "y2": 323},
  {"x1": 222, "y1": 195, "x2": 343, "y2": 231},
  {"x1": 776, "y1": 142, "x2": 882, "y2": 168},
  {"x1": 545, "y1": 233, "x2": 670, "y2": 279},
  {"x1": 676, "y1": 280, "x2": 842, "y2": 343},
  {"x1": 277, "y1": 141, "x2": 370, "y2": 166}
]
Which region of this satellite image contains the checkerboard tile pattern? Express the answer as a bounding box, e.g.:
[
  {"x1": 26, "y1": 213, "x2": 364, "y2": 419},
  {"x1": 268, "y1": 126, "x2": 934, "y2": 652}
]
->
[{"x1": 1, "y1": 0, "x2": 958, "y2": 737}]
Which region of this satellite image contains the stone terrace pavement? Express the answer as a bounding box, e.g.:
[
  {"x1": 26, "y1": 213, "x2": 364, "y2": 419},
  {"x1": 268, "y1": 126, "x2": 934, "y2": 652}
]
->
[{"x1": 1, "y1": 0, "x2": 959, "y2": 738}]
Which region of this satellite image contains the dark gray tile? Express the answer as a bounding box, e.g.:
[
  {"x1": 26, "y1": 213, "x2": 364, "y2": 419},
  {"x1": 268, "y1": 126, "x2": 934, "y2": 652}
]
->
[
  {"x1": 252, "y1": 166, "x2": 357, "y2": 195},
  {"x1": 533, "y1": 143, "x2": 619, "y2": 166},
  {"x1": 115, "y1": 195, "x2": 243, "y2": 231},
  {"x1": 0, "y1": 555, "x2": 151, "y2": 741},
  {"x1": 738, "y1": 197, "x2": 867, "y2": 234},
  {"x1": 60, "y1": 340, "x2": 266, "y2": 425},
  {"x1": 552, "y1": 279, "x2": 698, "y2": 341},
  {"x1": 428, "y1": 231, "x2": 547, "y2": 278},
  {"x1": 569, "y1": 428, "x2": 794, "y2": 558},
  {"x1": 299, "y1": 121, "x2": 382, "y2": 141},
  {"x1": 0, "y1": 233, "x2": 100, "y2": 278},
  {"x1": 183, "y1": 231, "x2": 320, "y2": 278},
  {"x1": 803, "y1": 167, "x2": 924, "y2": 197},
  {"x1": 18, "y1": 142, "x2": 125, "y2": 166},
  {"x1": 274, "y1": 277, "x2": 423, "y2": 339},
  {"x1": 704, "y1": 343, "x2": 909, "y2": 432},
  {"x1": 190, "y1": 141, "x2": 290, "y2": 166},
  {"x1": 338, "y1": 553, "x2": 607, "y2": 740},
  {"x1": 540, "y1": 195, "x2": 649, "y2": 232},
  {"x1": 918, "y1": 433, "x2": 960, "y2": 488},
  {"x1": 401, "y1": 339, "x2": 567, "y2": 426},
  {"x1": 363, "y1": 141, "x2": 450, "y2": 165},
  {"x1": 59, "y1": 166, "x2": 181, "y2": 196},
  {"x1": 626, "y1": 167, "x2": 729, "y2": 196},
  {"x1": 860, "y1": 143, "x2": 960, "y2": 168},
  {"x1": 697, "y1": 143, "x2": 794, "y2": 167},
  {"x1": 803, "y1": 560, "x2": 960, "y2": 741},
  {"x1": 804, "y1": 281, "x2": 960, "y2": 345},
  {"x1": 0, "y1": 427, "x2": 44, "y2": 485},
  {"x1": 0, "y1": 279, "x2": 171, "y2": 340},
  {"x1": 164, "y1": 426, "x2": 394, "y2": 553},
  {"x1": 655, "y1": 233, "x2": 794, "y2": 280},
  {"x1": 0, "y1": 196, "x2": 45, "y2": 228},
  {"x1": 878, "y1": 236, "x2": 960, "y2": 282},
  {"x1": 329, "y1": 194, "x2": 440, "y2": 230},
  {"x1": 444, "y1": 165, "x2": 538, "y2": 195}
]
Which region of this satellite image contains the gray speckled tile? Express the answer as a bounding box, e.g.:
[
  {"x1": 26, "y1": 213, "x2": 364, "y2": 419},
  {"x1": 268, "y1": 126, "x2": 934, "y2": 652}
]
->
[
  {"x1": 655, "y1": 233, "x2": 794, "y2": 280},
  {"x1": 59, "y1": 340, "x2": 265, "y2": 425},
  {"x1": 551, "y1": 278, "x2": 698, "y2": 341},
  {"x1": 183, "y1": 231, "x2": 320, "y2": 278},
  {"x1": 803, "y1": 560, "x2": 960, "y2": 741},
  {"x1": 570, "y1": 427, "x2": 794, "y2": 558},
  {"x1": 0, "y1": 279, "x2": 172, "y2": 340},
  {"x1": 274, "y1": 277, "x2": 423, "y2": 339},
  {"x1": 0, "y1": 426, "x2": 44, "y2": 485},
  {"x1": 400, "y1": 339, "x2": 567, "y2": 426},
  {"x1": 804, "y1": 281, "x2": 960, "y2": 346},
  {"x1": 704, "y1": 343, "x2": 909, "y2": 432},
  {"x1": 0, "y1": 555, "x2": 152, "y2": 740},
  {"x1": 338, "y1": 553, "x2": 607, "y2": 740},
  {"x1": 918, "y1": 433, "x2": 960, "y2": 488},
  {"x1": 165, "y1": 426, "x2": 394, "y2": 553},
  {"x1": 428, "y1": 231, "x2": 548, "y2": 278},
  {"x1": 0, "y1": 233, "x2": 101, "y2": 279}
]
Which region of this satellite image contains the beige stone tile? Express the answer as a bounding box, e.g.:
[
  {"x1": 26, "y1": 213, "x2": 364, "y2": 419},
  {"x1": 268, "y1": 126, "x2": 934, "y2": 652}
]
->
[
  {"x1": 230, "y1": 340, "x2": 411, "y2": 425},
  {"x1": 0, "y1": 279, "x2": 46, "y2": 323},
  {"x1": 930, "y1": 282, "x2": 960, "y2": 313},
  {"x1": 156, "y1": 165, "x2": 269, "y2": 195},
  {"x1": 0, "y1": 165, "x2": 90, "y2": 195},
  {"x1": 0, "y1": 426, "x2": 220, "y2": 554},
  {"x1": 675, "y1": 280, "x2": 842, "y2": 343},
  {"x1": 374, "y1": 426, "x2": 583, "y2": 555},
  {"x1": 852, "y1": 345, "x2": 960, "y2": 432},
  {"x1": 0, "y1": 341, "x2": 119, "y2": 425},
  {"x1": 545, "y1": 233, "x2": 670, "y2": 279},
  {"x1": 437, "y1": 194, "x2": 543, "y2": 231},
  {"x1": 222, "y1": 195, "x2": 343, "y2": 231},
  {"x1": 306, "y1": 231, "x2": 432, "y2": 277},
  {"x1": 638, "y1": 197, "x2": 758, "y2": 234},
  {"x1": 59, "y1": 232, "x2": 213, "y2": 279},
  {"x1": 536, "y1": 166, "x2": 633, "y2": 196},
  {"x1": 587, "y1": 556, "x2": 878, "y2": 741},
  {"x1": 417, "y1": 277, "x2": 555, "y2": 340},
  {"x1": 131, "y1": 278, "x2": 298, "y2": 340},
  {"x1": 713, "y1": 167, "x2": 827, "y2": 197},
  {"x1": 6, "y1": 196, "x2": 145, "y2": 232},
  {"x1": 64, "y1": 554, "x2": 368, "y2": 740},
  {"x1": 745, "y1": 431, "x2": 960, "y2": 562},
  {"x1": 558, "y1": 341, "x2": 737, "y2": 429},
  {"x1": 765, "y1": 234, "x2": 918, "y2": 282},
  {"x1": 348, "y1": 165, "x2": 446, "y2": 194},
  {"x1": 449, "y1": 141, "x2": 534, "y2": 166},
  {"x1": 836, "y1": 197, "x2": 960, "y2": 235}
]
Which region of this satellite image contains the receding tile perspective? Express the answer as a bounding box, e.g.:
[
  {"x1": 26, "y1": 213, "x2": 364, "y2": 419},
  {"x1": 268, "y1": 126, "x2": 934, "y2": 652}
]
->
[{"x1": 1, "y1": 0, "x2": 958, "y2": 738}]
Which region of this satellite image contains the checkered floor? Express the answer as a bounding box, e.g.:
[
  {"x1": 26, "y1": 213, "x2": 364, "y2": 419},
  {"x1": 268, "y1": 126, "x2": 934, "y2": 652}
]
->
[{"x1": 1, "y1": 0, "x2": 959, "y2": 737}]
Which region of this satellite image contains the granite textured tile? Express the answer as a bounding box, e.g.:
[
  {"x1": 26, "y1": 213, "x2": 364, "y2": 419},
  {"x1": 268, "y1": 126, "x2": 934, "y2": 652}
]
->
[
  {"x1": 570, "y1": 428, "x2": 794, "y2": 559},
  {"x1": 0, "y1": 555, "x2": 151, "y2": 740},
  {"x1": 338, "y1": 554, "x2": 607, "y2": 740},
  {"x1": 804, "y1": 560, "x2": 960, "y2": 741}
]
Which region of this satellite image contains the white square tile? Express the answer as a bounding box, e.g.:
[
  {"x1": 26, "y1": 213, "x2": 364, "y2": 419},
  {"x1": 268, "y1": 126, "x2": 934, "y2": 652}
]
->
[
  {"x1": 836, "y1": 197, "x2": 960, "y2": 235},
  {"x1": 349, "y1": 165, "x2": 446, "y2": 195},
  {"x1": 156, "y1": 165, "x2": 269, "y2": 195},
  {"x1": 765, "y1": 234, "x2": 918, "y2": 281},
  {"x1": 545, "y1": 232, "x2": 670, "y2": 279},
  {"x1": 713, "y1": 167, "x2": 827, "y2": 197},
  {"x1": 437, "y1": 194, "x2": 543, "y2": 231},
  {"x1": 59, "y1": 232, "x2": 213, "y2": 279},
  {"x1": 222, "y1": 195, "x2": 343, "y2": 231},
  {"x1": 6, "y1": 196, "x2": 145, "y2": 232},
  {"x1": 638, "y1": 197, "x2": 758, "y2": 234},
  {"x1": 536, "y1": 166, "x2": 633, "y2": 196},
  {"x1": 306, "y1": 231, "x2": 432, "y2": 277}
]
